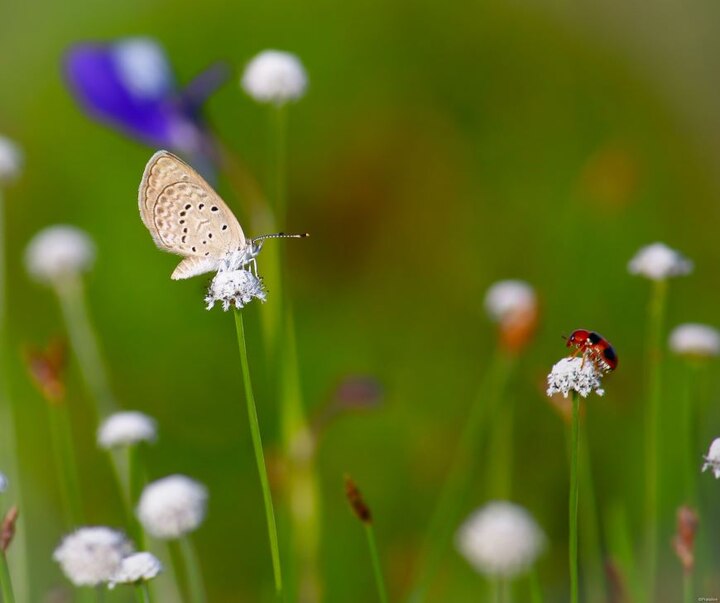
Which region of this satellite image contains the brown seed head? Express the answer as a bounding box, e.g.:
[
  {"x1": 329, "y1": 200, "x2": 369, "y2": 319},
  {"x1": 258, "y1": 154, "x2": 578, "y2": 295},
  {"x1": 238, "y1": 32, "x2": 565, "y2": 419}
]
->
[
  {"x1": 344, "y1": 475, "x2": 372, "y2": 524},
  {"x1": 24, "y1": 338, "x2": 67, "y2": 404},
  {"x1": 499, "y1": 305, "x2": 538, "y2": 354},
  {"x1": 1, "y1": 506, "x2": 19, "y2": 552},
  {"x1": 673, "y1": 505, "x2": 699, "y2": 575}
]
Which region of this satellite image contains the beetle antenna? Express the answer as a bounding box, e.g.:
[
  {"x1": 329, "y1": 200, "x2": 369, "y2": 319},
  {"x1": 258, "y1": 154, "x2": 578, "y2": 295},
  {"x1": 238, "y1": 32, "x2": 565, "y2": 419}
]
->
[{"x1": 560, "y1": 334, "x2": 568, "y2": 340}]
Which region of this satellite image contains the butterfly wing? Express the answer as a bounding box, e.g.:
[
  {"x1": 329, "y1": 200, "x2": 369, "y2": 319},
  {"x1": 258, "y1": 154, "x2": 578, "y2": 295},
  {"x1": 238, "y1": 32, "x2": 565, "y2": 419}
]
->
[{"x1": 138, "y1": 150, "x2": 246, "y2": 278}]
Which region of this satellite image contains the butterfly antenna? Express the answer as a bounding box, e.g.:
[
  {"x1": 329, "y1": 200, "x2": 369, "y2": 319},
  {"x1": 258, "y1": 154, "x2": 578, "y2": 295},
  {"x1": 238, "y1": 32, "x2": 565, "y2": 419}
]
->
[{"x1": 253, "y1": 232, "x2": 309, "y2": 242}]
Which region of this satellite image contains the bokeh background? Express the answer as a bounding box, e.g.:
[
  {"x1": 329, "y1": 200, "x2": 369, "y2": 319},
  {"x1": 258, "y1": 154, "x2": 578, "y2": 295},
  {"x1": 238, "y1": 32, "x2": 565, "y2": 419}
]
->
[{"x1": 2, "y1": 0, "x2": 720, "y2": 601}]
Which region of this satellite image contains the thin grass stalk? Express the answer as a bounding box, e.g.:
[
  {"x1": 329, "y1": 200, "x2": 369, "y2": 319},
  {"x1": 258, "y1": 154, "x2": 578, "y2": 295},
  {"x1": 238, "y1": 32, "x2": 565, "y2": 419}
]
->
[
  {"x1": 127, "y1": 445, "x2": 146, "y2": 549},
  {"x1": 233, "y1": 310, "x2": 283, "y2": 594},
  {"x1": 47, "y1": 404, "x2": 83, "y2": 526},
  {"x1": 644, "y1": 278, "x2": 667, "y2": 601},
  {"x1": 364, "y1": 524, "x2": 388, "y2": 603},
  {"x1": 0, "y1": 551, "x2": 15, "y2": 603},
  {"x1": 0, "y1": 189, "x2": 27, "y2": 602},
  {"x1": 168, "y1": 540, "x2": 190, "y2": 603},
  {"x1": 55, "y1": 275, "x2": 116, "y2": 417},
  {"x1": 409, "y1": 350, "x2": 514, "y2": 602},
  {"x1": 136, "y1": 583, "x2": 151, "y2": 603},
  {"x1": 95, "y1": 585, "x2": 105, "y2": 602},
  {"x1": 179, "y1": 536, "x2": 206, "y2": 603},
  {"x1": 683, "y1": 571, "x2": 692, "y2": 603},
  {"x1": 569, "y1": 392, "x2": 580, "y2": 603},
  {"x1": 487, "y1": 395, "x2": 514, "y2": 498},
  {"x1": 681, "y1": 364, "x2": 700, "y2": 506},
  {"x1": 528, "y1": 569, "x2": 543, "y2": 603}
]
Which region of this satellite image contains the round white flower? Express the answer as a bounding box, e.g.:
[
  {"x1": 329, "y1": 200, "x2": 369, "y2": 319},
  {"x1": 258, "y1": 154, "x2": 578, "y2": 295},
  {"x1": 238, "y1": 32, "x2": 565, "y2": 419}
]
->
[
  {"x1": 456, "y1": 501, "x2": 545, "y2": 578},
  {"x1": 205, "y1": 269, "x2": 267, "y2": 311},
  {"x1": 702, "y1": 438, "x2": 720, "y2": 479},
  {"x1": 241, "y1": 50, "x2": 307, "y2": 104},
  {"x1": 0, "y1": 136, "x2": 22, "y2": 184},
  {"x1": 113, "y1": 38, "x2": 172, "y2": 100},
  {"x1": 25, "y1": 225, "x2": 95, "y2": 285},
  {"x1": 53, "y1": 527, "x2": 133, "y2": 586},
  {"x1": 109, "y1": 552, "x2": 162, "y2": 588},
  {"x1": 628, "y1": 242, "x2": 692, "y2": 281},
  {"x1": 484, "y1": 280, "x2": 536, "y2": 323},
  {"x1": 137, "y1": 475, "x2": 208, "y2": 539},
  {"x1": 546, "y1": 357, "x2": 605, "y2": 398},
  {"x1": 669, "y1": 323, "x2": 720, "y2": 358},
  {"x1": 98, "y1": 412, "x2": 157, "y2": 449}
]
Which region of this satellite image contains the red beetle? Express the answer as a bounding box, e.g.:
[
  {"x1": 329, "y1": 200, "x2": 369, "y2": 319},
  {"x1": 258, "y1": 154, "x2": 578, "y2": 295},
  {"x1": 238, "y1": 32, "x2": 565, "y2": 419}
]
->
[{"x1": 565, "y1": 329, "x2": 618, "y2": 373}]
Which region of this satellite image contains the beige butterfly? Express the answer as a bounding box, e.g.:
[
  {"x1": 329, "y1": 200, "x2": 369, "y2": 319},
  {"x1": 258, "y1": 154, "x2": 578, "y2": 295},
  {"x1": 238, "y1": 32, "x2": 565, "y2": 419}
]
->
[{"x1": 138, "y1": 150, "x2": 306, "y2": 280}]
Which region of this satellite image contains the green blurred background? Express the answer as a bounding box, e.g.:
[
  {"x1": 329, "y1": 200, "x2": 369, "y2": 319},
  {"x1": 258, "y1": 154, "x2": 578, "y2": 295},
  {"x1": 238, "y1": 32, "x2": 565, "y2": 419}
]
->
[{"x1": 2, "y1": 0, "x2": 720, "y2": 601}]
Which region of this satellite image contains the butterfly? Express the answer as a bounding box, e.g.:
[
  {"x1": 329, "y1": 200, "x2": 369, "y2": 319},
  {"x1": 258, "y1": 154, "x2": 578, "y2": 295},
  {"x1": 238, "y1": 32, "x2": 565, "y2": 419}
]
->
[{"x1": 138, "y1": 150, "x2": 306, "y2": 280}]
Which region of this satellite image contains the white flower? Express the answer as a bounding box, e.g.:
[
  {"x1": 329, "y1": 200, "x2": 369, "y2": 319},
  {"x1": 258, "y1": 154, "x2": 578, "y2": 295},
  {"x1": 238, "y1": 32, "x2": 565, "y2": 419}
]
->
[
  {"x1": 0, "y1": 136, "x2": 22, "y2": 184},
  {"x1": 0, "y1": 473, "x2": 7, "y2": 493},
  {"x1": 546, "y1": 357, "x2": 605, "y2": 398},
  {"x1": 702, "y1": 438, "x2": 720, "y2": 478},
  {"x1": 241, "y1": 50, "x2": 307, "y2": 104},
  {"x1": 669, "y1": 323, "x2": 720, "y2": 358},
  {"x1": 53, "y1": 527, "x2": 133, "y2": 586},
  {"x1": 484, "y1": 280, "x2": 536, "y2": 323},
  {"x1": 109, "y1": 552, "x2": 162, "y2": 588},
  {"x1": 98, "y1": 412, "x2": 157, "y2": 449},
  {"x1": 113, "y1": 38, "x2": 172, "y2": 99},
  {"x1": 205, "y1": 269, "x2": 267, "y2": 311},
  {"x1": 628, "y1": 242, "x2": 693, "y2": 281},
  {"x1": 137, "y1": 475, "x2": 208, "y2": 539},
  {"x1": 456, "y1": 501, "x2": 545, "y2": 578},
  {"x1": 25, "y1": 225, "x2": 95, "y2": 285}
]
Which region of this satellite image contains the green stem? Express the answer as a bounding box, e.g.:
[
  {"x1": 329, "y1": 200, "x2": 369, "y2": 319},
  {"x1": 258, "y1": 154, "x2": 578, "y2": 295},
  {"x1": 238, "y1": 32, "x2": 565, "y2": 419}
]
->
[
  {"x1": 365, "y1": 524, "x2": 388, "y2": 603},
  {"x1": 528, "y1": 569, "x2": 543, "y2": 603},
  {"x1": 127, "y1": 445, "x2": 146, "y2": 549},
  {"x1": 95, "y1": 585, "x2": 105, "y2": 602},
  {"x1": 55, "y1": 275, "x2": 116, "y2": 417},
  {"x1": 409, "y1": 351, "x2": 514, "y2": 602},
  {"x1": 136, "y1": 583, "x2": 151, "y2": 603},
  {"x1": 681, "y1": 364, "x2": 699, "y2": 506},
  {"x1": 644, "y1": 279, "x2": 667, "y2": 602},
  {"x1": 179, "y1": 536, "x2": 206, "y2": 603},
  {"x1": 233, "y1": 311, "x2": 283, "y2": 594},
  {"x1": 47, "y1": 404, "x2": 83, "y2": 526},
  {"x1": 270, "y1": 104, "x2": 287, "y2": 220},
  {"x1": 683, "y1": 571, "x2": 692, "y2": 603},
  {"x1": 569, "y1": 392, "x2": 580, "y2": 603},
  {"x1": 0, "y1": 551, "x2": 15, "y2": 603},
  {"x1": 168, "y1": 540, "x2": 189, "y2": 603}
]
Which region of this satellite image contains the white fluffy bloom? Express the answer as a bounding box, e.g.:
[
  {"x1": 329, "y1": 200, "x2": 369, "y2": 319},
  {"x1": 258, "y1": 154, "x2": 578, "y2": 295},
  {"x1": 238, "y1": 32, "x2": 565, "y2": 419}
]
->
[
  {"x1": 241, "y1": 50, "x2": 307, "y2": 104},
  {"x1": 484, "y1": 280, "x2": 536, "y2": 323},
  {"x1": 547, "y1": 357, "x2": 604, "y2": 398},
  {"x1": 669, "y1": 323, "x2": 720, "y2": 358},
  {"x1": 456, "y1": 501, "x2": 545, "y2": 578},
  {"x1": 0, "y1": 136, "x2": 22, "y2": 184},
  {"x1": 53, "y1": 527, "x2": 133, "y2": 586},
  {"x1": 702, "y1": 438, "x2": 720, "y2": 479},
  {"x1": 137, "y1": 475, "x2": 208, "y2": 539},
  {"x1": 98, "y1": 412, "x2": 157, "y2": 449},
  {"x1": 114, "y1": 38, "x2": 172, "y2": 99},
  {"x1": 25, "y1": 225, "x2": 95, "y2": 285},
  {"x1": 628, "y1": 242, "x2": 692, "y2": 280},
  {"x1": 205, "y1": 269, "x2": 267, "y2": 311},
  {"x1": 109, "y1": 552, "x2": 162, "y2": 588}
]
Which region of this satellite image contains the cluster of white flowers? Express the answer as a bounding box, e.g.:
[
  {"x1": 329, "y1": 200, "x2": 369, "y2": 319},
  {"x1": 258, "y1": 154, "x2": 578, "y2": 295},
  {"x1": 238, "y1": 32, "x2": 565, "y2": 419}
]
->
[
  {"x1": 484, "y1": 280, "x2": 536, "y2": 323},
  {"x1": 137, "y1": 474, "x2": 208, "y2": 539},
  {"x1": 0, "y1": 136, "x2": 22, "y2": 184},
  {"x1": 53, "y1": 527, "x2": 133, "y2": 586},
  {"x1": 97, "y1": 411, "x2": 157, "y2": 449},
  {"x1": 702, "y1": 438, "x2": 720, "y2": 479},
  {"x1": 547, "y1": 357, "x2": 604, "y2": 398},
  {"x1": 628, "y1": 242, "x2": 692, "y2": 280},
  {"x1": 242, "y1": 50, "x2": 307, "y2": 104},
  {"x1": 25, "y1": 225, "x2": 95, "y2": 285},
  {"x1": 456, "y1": 501, "x2": 545, "y2": 578},
  {"x1": 205, "y1": 269, "x2": 267, "y2": 311},
  {"x1": 108, "y1": 552, "x2": 162, "y2": 588},
  {"x1": 669, "y1": 323, "x2": 720, "y2": 358}
]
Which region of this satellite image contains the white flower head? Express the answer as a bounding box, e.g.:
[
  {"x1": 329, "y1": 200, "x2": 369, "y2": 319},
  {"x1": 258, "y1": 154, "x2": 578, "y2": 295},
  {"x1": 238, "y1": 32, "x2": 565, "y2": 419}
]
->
[
  {"x1": 628, "y1": 242, "x2": 693, "y2": 281},
  {"x1": 53, "y1": 527, "x2": 133, "y2": 586},
  {"x1": 546, "y1": 357, "x2": 605, "y2": 398},
  {"x1": 205, "y1": 269, "x2": 267, "y2": 311},
  {"x1": 702, "y1": 438, "x2": 720, "y2": 478},
  {"x1": 669, "y1": 323, "x2": 720, "y2": 358},
  {"x1": 0, "y1": 473, "x2": 7, "y2": 493},
  {"x1": 25, "y1": 225, "x2": 95, "y2": 285},
  {"x1": 241, "y1": 50, "x2": 307, "y2": 104},
  {"x1": 0, "y1": 136, "x2": 22, "y2": 184},
  {"x1": 484, "y1": 280, "x2": 536, "y2": 323},
  {"x1": 109, "y1": 552, "x2": 162, "y2": 588},
  {"x1": 456, "y1": 501, "x2": 545, "y2": 578},
  {"x1": 98, "y1": 412, "x2": 157, "y2": 449},
  {"x1": 137, "y1": 475, "x2": 208, "y2": 539},
  {"x1": 113, "y1": 38, "x2": 172, "y2": 100}
]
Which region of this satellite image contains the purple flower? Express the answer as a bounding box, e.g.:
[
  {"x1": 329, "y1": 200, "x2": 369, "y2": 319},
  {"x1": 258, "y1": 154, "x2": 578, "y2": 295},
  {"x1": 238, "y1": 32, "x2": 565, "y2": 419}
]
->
[{"x1": 64, "y1": 38, "x2": 228, "y2": 160}]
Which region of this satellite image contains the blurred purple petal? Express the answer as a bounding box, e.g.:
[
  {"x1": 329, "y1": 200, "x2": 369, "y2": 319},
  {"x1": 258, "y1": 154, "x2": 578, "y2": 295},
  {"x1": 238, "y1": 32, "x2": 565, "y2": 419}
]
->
[{"x1": 181, "y1": 62, "x2": 232, "y2": 112}]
